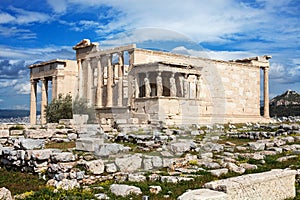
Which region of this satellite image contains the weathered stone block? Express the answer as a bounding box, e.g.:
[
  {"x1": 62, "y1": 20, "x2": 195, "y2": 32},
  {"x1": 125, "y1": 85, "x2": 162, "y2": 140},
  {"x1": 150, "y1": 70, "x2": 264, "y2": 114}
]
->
[
  {"x1": 10, "y1": 130, "x2": 24, "y2": 136},
  {"x1": 115, "y1": 154, "x2": 142, "y2": 172},
  {"x1": 127, "y1": 118, "x2": 139, "y2": 124},
  {"x1": 110, "y1": 184, "x2": 142, "y2": 197},
  {"x1": 178, "y1": 189, "x2": 228, "y2": 200},
  {"x1": 75, "y1": 138, "x2": 104, "y2": 152},
  {"x1": 94, "y1": 143, "x2": 126, "y2": 157},
  {"x1": 19, "y1": 139, "x2": 45, "y2": 150},
  {"x1": 0, "y1": 130, "x2": 9, "y2": 138},
  {"x1": 210, "y1": 168, "x2": 229, "y2": 177},
  {"x1": 26, "y1": 149, "x2": 53, "y2": 161},
  {"x1": 0, "y1": 187, "x2": 13, "y2": 200},
  {"x1": 204, "y1": 169, "x2": 296, "y2": 200},
  {"x1": 24, "y1": 129, "x2": 54, "y2": 139},
  {"x1": 248, "y1": 142, "x2": 265, "y2": 151},
  {"x1": 51, "y1": 152, "x2": 76, "y2": 162},
  {"x1": 169, "y1": 142, "x2": 191, "y2": 154},
  {"x1": 85, "y1": 159, "x2": 105, "y2": 175},
  {"x1": 105, "y1": 163, "x2": 117, "y2": 173},
  {"x1": 128, "y1": 174, "x2": 146, "y2": 182}
]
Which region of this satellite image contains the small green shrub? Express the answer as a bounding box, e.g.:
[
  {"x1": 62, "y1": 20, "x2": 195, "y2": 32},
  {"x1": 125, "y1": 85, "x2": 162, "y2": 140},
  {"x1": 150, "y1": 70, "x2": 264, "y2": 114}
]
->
[
  {"x1": 45, "y1": 94, "x2": 73, "y2": 123},
  {"x1": 9, "y1": 125, "x2": 25, "y2": 131}
]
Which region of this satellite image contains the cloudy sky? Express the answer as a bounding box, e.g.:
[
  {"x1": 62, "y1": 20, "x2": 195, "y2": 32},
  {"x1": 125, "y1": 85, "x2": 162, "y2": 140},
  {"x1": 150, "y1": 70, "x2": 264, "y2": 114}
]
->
[{"x1": 0, "y1": 0, "x2": 299, "y2": 110}]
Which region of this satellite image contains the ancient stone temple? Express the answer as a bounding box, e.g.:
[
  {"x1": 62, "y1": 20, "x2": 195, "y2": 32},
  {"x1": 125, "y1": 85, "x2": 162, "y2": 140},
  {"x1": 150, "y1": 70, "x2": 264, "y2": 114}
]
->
[
  {"x1": 29, "y1": 39, "x2": 271, "y2": 126},
  {"x1": 28, "y1": 60, "x2": 78, "y2": 124}
]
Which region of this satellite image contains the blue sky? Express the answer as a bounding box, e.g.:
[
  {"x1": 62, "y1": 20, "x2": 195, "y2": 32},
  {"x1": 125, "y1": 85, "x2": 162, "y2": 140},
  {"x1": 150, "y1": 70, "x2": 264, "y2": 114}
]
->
[{"x1": 0, "y1": 0, "x2": 299, "y2": 110}]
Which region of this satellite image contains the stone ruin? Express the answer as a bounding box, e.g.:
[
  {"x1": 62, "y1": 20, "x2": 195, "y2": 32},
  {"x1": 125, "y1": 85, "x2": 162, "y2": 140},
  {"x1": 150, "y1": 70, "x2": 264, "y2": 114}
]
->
[
  {"x1": 29, "y1": 39, "x2": 271, "y2": 129},
  {"x1": 0, "y1": 120, "x2": 300, "y2": 199}
]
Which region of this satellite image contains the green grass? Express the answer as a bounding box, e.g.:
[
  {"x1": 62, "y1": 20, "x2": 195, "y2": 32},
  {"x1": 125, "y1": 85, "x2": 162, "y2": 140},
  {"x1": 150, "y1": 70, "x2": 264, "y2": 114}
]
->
[
  {"x1": 218, "y1": 136, "x2": 254, "y2": 146},
  {"x1": 9, "y1": 125, "x2": 25, "y2": 131},
  {"x1": 45, "y1": 141, "x2": 76, "y2": 150},
  {"x1": 20, "y1": 187, "x2": 96, "y2": 200},
  {"x1": 0, "y1": 168, "x2": 46, "y2": 195}
]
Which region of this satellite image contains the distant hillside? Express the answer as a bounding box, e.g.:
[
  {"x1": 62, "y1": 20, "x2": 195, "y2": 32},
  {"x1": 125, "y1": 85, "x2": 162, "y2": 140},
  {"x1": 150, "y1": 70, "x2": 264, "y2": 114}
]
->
[
  {"x1": 269, "y1": 90, "x2": 300, "y2": 117},
  {"x1": 0, "y1": 109, "x2": 31, "y2": 118}
]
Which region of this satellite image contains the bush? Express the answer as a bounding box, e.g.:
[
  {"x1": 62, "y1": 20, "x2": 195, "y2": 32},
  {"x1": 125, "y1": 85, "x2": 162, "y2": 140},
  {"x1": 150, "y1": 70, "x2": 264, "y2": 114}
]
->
[
  {"x1": 45, "y1": 94, "x2": 73, "y2": 123},
  {"x1": 9, "y1": 125, "x2": 25, "y2": 131},
  {"x1": 72, "y1": 96, "x2": 96, "y2": 123}
]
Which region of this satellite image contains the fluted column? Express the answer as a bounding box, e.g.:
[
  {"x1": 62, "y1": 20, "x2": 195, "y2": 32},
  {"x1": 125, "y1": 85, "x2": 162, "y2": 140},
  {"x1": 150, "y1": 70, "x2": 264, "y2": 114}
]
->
[
  {"x1": 52, "y1": 76, "x2": 57, "y2": 100},
  {"x1": 170, "y1": 72, "x2": 176, "y2": 97},
  {"x1": 128, "y1": 50, "x2": 134, "y2": 71},
  {"x1": 41, "y1": 78, "x2": 48, "y2": 124},
  {"x1": 156, "y1": 72, "x2": 163, "y2": 97},
  {"x1": 86, "y1": 58, "x2": 93, "y2": 105},
  {"x1": 30, "y1": 79, "x2": 37, "y2": 125},
  {"x1": 96, "y1": 56, "x2": 103, "y2": 108},
  {"x1": 134, "y1": 77, "x2": 139, "y2": 98},
  {"x1": 263, "y1": 67, "x2": 270, "y2": 118},
  {"x1": 78, "y1": 59, "x2": 83, "y2": 98},
  {"x1": 117, "y1": 52, "x2": 124, "y2": 107},
  {"x1": 106, "y1": 54, "x2": 113, "y2": 107},
  {"x1": 56, "y1": 75, "x2": 64, "y2": 96}
]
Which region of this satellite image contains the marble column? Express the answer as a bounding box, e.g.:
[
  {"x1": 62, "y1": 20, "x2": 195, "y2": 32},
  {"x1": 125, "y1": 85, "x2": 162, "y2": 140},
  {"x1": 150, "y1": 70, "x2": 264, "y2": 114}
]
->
[
  {"x1": 78, "y1": 59, "x2": 83, "y2": 98},
  {"x1": 41, "y1": 78, "x2": 48, "y2": 125},
  {"x1": 156, "y1": 72, "x2": 163, "y2": 97},
  {"x1": 144, "y1": 73, "x2": 151, "y2": 97},
  {"x1": 170, "y1": 72, "x2": 176, "y2": 97},
  {"x1": 117, "y1": 52, "x2": 124, "y2": 106},
  {"x1": 56, "y1": 75, "x2": 64, "y2": 96},
  {"x1": 178, "y1": 75, "x2": 184, "y2": 97},
  {"x1": 106, "y1": 54, "x2": 113, "y2": 107},
  {"x1": 196, "y1": 75, "x2": 202, "y2": 99},
  {"x1": 128, "y1": 50, "x2": 134, "y2": 71},
  {"x1": 96, "y1": 56, "x2": 103, "y2": 108},
  {"x1": 86, "y1": 58, "x2": 93, "y2": 105},
  {"x1": 51, "y1": 76, "x2": 57, "y2": 100},
  {"x1": 134, "y1": 77, "x2": 139, "y2": 98},
  {"x1": 30, "y1": 79, "x2": 37, "y2": 125},
  {"x1": 263, "y1": 67, "x2": 270, "y2": 118}
]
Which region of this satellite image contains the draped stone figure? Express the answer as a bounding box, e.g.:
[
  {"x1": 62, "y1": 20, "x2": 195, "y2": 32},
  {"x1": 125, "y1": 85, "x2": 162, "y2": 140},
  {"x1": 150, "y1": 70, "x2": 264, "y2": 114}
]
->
[
  {"x1": 156, "y1": 72, "x2": 163, "y2": 96},
  {"x1": 170, "y1": 73, "x2": 176, "y2": 97},
  {"x1": 144, "y1": 76, "x2": 151, "y2": 97}
]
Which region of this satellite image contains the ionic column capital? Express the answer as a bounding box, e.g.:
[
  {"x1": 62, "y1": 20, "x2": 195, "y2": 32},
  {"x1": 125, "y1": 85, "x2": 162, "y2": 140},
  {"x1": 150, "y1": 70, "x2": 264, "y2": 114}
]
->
[{"x1": 30, "y1": 79, "x2": 37, "y2": 84}]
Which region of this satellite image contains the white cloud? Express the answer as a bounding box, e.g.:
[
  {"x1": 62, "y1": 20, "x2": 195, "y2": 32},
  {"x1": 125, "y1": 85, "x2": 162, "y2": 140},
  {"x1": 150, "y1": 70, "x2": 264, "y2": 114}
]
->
[
  {"x1": 8, "y1": 7, "x2": 50, "y2": 24},
  {"x1": 13, "y1": 104, "x2": 29, "y2": 110},
  {"x1": 0, "y1": 80, "x2": 18, "y2": 87},
  {"x1": 269, "y1": 63, "x2": 286, "y2": 79},
  {"x1": 0, "y1": 13, "x2": 15, "y2": 24},
  {"x1": 13, "y1": 82, "x2": 41, "y2": 95},
  {"x1": 0, "y1": 26, "x2": 37, "y2": 39},
  {"x1": 287, "y1": 66, "x2": 300, "y2": 77},
  {"x1": 269, "y1": 63, "x2": 300, "y2": 84},
  {"x1": 0, "y1": 7, "x2": 50, "y2": 26},
  {"x1": 0, "y1": 45, "x2": 75, "y2": 64},
  {"x1": 171, "y1": 46, "x2": 256, "y2": 61},
  {"x1": 68, "y1": 0, "x2": 265, "y2": 43},
  {"x1": 47, "y1": 0, "x2": 67, "y2": 13}
]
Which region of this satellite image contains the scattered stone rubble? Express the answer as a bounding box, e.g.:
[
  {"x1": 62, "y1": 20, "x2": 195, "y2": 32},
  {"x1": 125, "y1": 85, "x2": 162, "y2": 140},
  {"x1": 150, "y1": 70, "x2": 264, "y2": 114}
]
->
[{"x1": 0, "y1": 121, "x2": 300, "y2": 199}]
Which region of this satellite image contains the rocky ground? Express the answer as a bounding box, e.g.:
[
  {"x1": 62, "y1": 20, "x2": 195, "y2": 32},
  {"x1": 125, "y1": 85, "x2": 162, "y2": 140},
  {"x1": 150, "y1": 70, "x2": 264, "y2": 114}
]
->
[{"x1": 0, "y1": 120, "x2": 300, "y2": 199}]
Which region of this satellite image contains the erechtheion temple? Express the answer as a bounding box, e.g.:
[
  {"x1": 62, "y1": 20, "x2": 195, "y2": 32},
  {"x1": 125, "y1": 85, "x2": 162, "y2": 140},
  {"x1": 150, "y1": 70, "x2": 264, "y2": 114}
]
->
[{"x1": 29, "y1": 39, "x2": 271, "y2": 127}]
